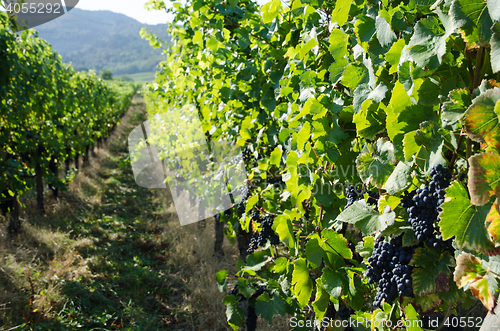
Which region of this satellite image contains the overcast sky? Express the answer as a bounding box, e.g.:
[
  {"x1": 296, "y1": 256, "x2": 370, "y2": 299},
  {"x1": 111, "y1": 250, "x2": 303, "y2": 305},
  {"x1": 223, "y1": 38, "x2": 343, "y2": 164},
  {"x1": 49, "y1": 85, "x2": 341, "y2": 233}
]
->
[{"x1": 72, "y1": 0, "x2": 268, "y2": 25}]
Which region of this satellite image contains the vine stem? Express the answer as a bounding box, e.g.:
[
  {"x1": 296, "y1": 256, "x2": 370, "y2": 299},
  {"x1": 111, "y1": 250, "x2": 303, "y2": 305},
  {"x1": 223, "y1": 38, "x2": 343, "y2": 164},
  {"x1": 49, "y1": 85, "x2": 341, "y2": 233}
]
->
[{"x1": 436, "y1": 303, "x2": 452, "y2": 331}]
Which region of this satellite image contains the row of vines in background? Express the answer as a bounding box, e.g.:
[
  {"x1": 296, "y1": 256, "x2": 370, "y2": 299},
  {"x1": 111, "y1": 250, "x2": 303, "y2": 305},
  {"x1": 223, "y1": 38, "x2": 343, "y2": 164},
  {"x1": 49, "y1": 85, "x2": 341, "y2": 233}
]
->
[
  {"x1": 0, "y1": 12, "x2": 138, "y2": 232},
  {"x1": 144, "y1": 0, "x2": 500, "y2": 329}
]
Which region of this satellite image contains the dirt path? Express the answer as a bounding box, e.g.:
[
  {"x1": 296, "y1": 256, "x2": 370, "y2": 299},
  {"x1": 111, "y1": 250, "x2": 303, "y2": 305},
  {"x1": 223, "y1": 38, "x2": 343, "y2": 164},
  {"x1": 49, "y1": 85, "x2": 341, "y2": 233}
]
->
[{"x1": 0, "y1": 95, "x2": 244, "y2": 331}]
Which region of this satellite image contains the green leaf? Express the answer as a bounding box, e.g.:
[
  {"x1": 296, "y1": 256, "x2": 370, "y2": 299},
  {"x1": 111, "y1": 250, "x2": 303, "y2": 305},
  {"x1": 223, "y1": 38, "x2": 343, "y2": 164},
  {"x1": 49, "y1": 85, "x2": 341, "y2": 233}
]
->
[
  {"x1": 386, "y1": 39, "x2": 406, "y2": 75},
  {"x1": 321, "y1": 267, "x2": 343, "y2": 299},
  {"x1": 299, "y1": 38, "x2": 318, "y2": 60},
  {"x1": 386, "y1": 81, "x2": 436, "y2": 159},
  {"x1": 329, "y1": 29, "x2": 348, "y2": 60},
  {"x1": 261, "y1": 0, "x2": 281, "y2": 24},
  {"x1": 454, "y1": 252, "x2": 496, "y2": 311},
  {"x1": 353, "y1": 100, "x2": 386, "y2": 140},
  {"x1": 306, "y1": 235, "x2": 324, "y2": 268},
  {"x1": 375, "y1": 15, "x2": 397, "y2": 48},
  {"x1": 312, "y1": 281, "x2": 330, "y2": 321},
  {"x1": 491, "y1": 23, "x2": 500, "y2": 73},
  {"x1": 439, "y1": 182, "x2": 497, "y2": 254},
  {"x1": 255, "y1": 292, "x2": 284, "y2": 324},
  {"x1": 337, "y1": 201, "x2": 396, "y2": 236},
  {"x1": 330, "y1": 0, "x2": 354, "y2": 27},
  {"x1": 270, "y1": 146, "x2": 283, "y2": 166},
  {"x1": 402, "y1": 121, "x2": 448, "y2": 172},
  {"x1": 354, "y1": 15, "x2": 376, "y2": 52},
  {"x1": 356, "y1": 139, "x2": 397, "y2": 188},
  {"x1": 410, "y1": 248, "x2": 454, "y2": 295},
  {"x1": 329, "y1": 58, "x2": 347, "y2": 84},
  {"x1": 468, "y1": 153, "x2": 500, "y2": 206},
  {"x1": 451, "y1": 0, "x2": 494, "y2": 47},
  {"x1": 216, "y1": 270, "x2": 228, "y2": 292},
  {"x1": 320, "y1": 229, "x2": 352, "y2": 259},
  {"x1": 464, "y1": 87, "x2": 500, "y2": 151},
  {"x1": 224, "y1": 296, "x2": 246, "y2": 330},
  {"x1": 341, "y1": 64, "x2": 368, "y2": 89},
  {"x1": 383, "y1": 160, "x2": 413, "y2": 195},
  {"x1": 274, "y1": 213, "x2": 295, "y2": 249},
  {"x1": 297, "y1": 122, "x2": 312, "y2": 150},
  {"x1": 404, "y1": 304, "x2": 423, "y2": 331},
  {"x1": 441, "y1": 89, "x2": 472, "y2": 130},
  {"x1": 488, "y1": 0, "x2": 500, "y2": 21},
  {"x1": 292, "y1": 258, "x2": 314, "y2": 308},
  {"x1": 486, "y1": 201, "x2": 500, "y2": 245},
  {"x1": 406, "y1": 15, "x2": 451, "y2": 69}
]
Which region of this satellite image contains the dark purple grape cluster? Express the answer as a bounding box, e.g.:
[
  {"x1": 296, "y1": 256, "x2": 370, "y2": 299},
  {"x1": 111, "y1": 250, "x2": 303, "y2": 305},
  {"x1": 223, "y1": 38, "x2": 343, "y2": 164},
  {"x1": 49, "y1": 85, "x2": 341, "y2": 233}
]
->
[
  {"x1": 345, "y1": 186, "x2": 359, "y2": 207},
  {"x1": 266, "y1": 176, "x2": 283, "y2": 189},
  {"x1": 345, "y1": 186, "x2": 379, "y2": 208},
  {"x1": 426, "y1": 235, "x2": 453, "y2": 250},
  {"x1": 402, "y1": 164, "x2": 451, "y2": 242},
  {"x1": 229, "y1": 285, "x2": 245, "y2": 302},
  {"x1": 246, "y1": 306, "x2": 257, "y2": 331},
  {"x1": 247, "y1": 214, "x2": 279, "y2": 254},
  {"x1": 242, "y1": 146, "x2": 254, "y2": 163},
  {"x1": 366, "y1": 237, "x2": 414, "y2": 308},
  {"x1": 337, "y1": 306, "x2": 354, "y2": 320},
  {"x1": 235, "y1": 185, "x2": 250, "y2": 213}
]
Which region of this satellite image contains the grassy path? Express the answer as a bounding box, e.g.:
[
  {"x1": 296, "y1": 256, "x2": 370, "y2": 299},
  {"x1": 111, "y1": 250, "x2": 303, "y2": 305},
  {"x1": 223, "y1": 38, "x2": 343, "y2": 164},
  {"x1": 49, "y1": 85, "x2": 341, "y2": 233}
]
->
[{"x1": 0, "y1": 95, "x2": 241, "y2": 331}]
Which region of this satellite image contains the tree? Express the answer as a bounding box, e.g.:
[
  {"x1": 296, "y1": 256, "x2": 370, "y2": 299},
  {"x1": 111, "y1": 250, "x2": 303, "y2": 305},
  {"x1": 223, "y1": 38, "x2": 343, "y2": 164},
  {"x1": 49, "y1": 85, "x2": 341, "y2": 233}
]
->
[{"x1": 100, "y1": 69, "x2": 113, "y2": 80}]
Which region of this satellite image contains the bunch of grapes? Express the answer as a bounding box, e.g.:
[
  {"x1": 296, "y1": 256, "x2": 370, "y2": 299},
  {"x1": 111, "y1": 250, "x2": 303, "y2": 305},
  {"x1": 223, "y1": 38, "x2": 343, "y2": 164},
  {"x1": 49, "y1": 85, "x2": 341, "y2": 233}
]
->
[
  {"x1": 366, "y1": 236, "x2": 414, "y2": 308},
  {"x1": 242, "y1": 146, "x2": 254, "y2": 163},
  {"x1": 266, "y1": 176, "x2": 283, "y2": 189},
  {"x1": 246, "y1": 306, "x2": 257, "y2": 331},
  {"x1": 247, "y1": 213, "x2": 280, "y2": 254},
  {"x1": 426, "y1": 235, "x2": 453, "y2": 250},
  {"x1": 235, "y1": 185, "x2": 251, "y2": 213},
  {"x1": 401, "y1": 164, "x2": 451, "y2": 242},
  {"x1": 245, "y1": 285, "x2": 269, "y2": 331},
  {"x1": 337, "y1": 306, "x2": 354, "y2": 320},
  {"x1": 345, "y1": 186, "x2": 379, "y2": 208}
]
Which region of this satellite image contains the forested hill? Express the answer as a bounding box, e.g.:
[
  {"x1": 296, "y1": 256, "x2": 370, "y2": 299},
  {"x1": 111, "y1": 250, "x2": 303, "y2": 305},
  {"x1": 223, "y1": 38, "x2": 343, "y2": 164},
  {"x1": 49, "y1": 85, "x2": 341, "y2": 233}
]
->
[{"x1": 36, "y1": 8, "x2": 170, "y2": 76}]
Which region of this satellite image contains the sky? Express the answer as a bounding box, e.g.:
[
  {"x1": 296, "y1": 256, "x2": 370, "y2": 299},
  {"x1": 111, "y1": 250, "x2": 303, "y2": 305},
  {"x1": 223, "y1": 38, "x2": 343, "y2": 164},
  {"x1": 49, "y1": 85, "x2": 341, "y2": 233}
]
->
[
  {"x1": 73, "y1": 0, "x2": 269, "y2": 25},
  {"x1": 73, "y1": 0, "x2": 173, "y2": 25}
]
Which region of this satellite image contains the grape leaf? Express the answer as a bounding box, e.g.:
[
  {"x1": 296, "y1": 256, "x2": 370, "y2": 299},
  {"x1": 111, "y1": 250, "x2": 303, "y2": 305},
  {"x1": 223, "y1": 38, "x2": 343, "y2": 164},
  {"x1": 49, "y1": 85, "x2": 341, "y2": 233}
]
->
[
  {"x1": 321, "y1": 267, "x2": 344, "y2": 299},
  {"x1": 468, "y1": 152, "x2": 500, "y2": 206},
  {"x1": 292, "y1": 258, "x2": 314, "y2": 308},
  {"x1": 273, "y1": 213, "x2": 295, "y2": 249},
  {"x1": 306, "y1": 235, "x2": 324, "y2": 268},
  {"x1": 375, "y1": 15, "x2": 397, "y2": 48},
  {"x1": 491, "y1": 23, "x2": 500, "y2": 74},
  {"x1": 336, "y1": 201, "x2": 395, "y2": 236},
  {"x1": 383, "y1": 160, "x2": 413, "y2": 195},
  {"x1": 216, "y1": 270, "x2": 228, "y2": 292},
  {"x1": 320, "y1": 229, "x2": 352, "y2": 259},
  {"x1": 451, "y1": 0, "x2": 494, "y2": 48},
  {"x1": 439, "y1": 181, "x2": 497, "y2": 254},
  {"x1": 224, "y1": 295, "x2": 246, "y2": 330},
  {"x1": 255, "y1": 292, "x2": 285, "y2": 323},
  {"x1": 464, "y1": 88, "x2": 500, "y2": 151},
  {"x1": 330, "y1": 0, "x2": 354, "y2": 27},
  {"x1": 486, "y1": 202, "x2": 500, "y2": 245},
  {"x1": 385, "y1": 39, "x2": 406, "y2": 74},
  {"x1": 403, "y1": 121, "x2": 448, "y2": 173},
  {"x1": 404, "y1": 304, "x2": 424, "y2": 331},
  {"x1": 329, "y1": 29, "x2": 348, "y2": 60},
  {"x1": 353, "y1": 100, "x2": 386, "y2": 139},
  {"x1": 441, "y1": 89, "x2": 472, "y2": 130},
  {"x1": 341, "y1": 63, "x2": 369, "y2": 89},
  {"x1": 312, "y1": 280, "x2": 330, "y2": 320},
  {"x1": 454, "y1": 252, "x2": 496, "y2": 311},
  {"x1": 356, "y1": 139, "x2": 397, "y2": 188},
  {"x1": 386, "y1": 81, "x2": 436, "y2": 159},
  {"x1": 410, "y1": 247, "x2": 454, "y2": 295}
]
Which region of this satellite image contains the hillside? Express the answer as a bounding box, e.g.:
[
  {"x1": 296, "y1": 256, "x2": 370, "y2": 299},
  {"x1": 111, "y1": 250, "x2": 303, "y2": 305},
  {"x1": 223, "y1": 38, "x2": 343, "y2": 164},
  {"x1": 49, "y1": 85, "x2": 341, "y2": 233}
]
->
[{"x1": 35, "y1": 8, "x2": 170, "y2": 76}]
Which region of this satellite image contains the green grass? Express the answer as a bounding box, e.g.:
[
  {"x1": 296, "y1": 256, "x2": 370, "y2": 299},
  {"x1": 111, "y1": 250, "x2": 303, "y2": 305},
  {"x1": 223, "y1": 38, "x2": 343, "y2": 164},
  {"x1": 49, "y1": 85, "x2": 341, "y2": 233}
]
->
[{"x1": 0, "y1": 97, "x2": 192, "y2": 330}]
